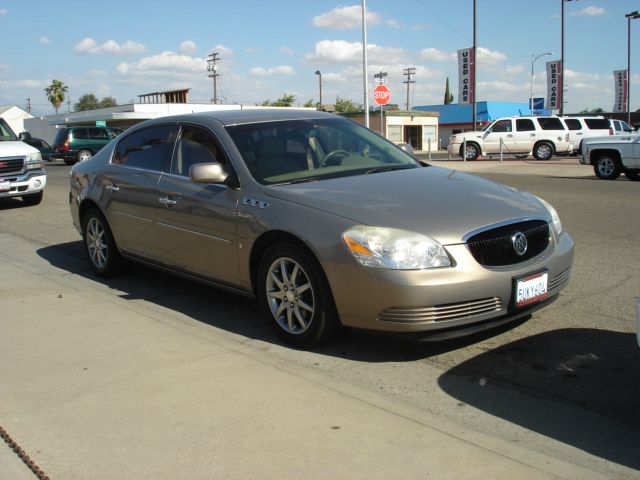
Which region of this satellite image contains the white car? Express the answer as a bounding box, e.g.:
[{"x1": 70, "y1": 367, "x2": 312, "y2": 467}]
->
[
  {"x1": 448, "y1": 116, "x2": 572, "y2": 161},
  {"x1": 0, "y1": 117, "x2": 46, "y2": 205},
  {"x1": 580, "y1": 134, "x2": 640, "y2": 180}
]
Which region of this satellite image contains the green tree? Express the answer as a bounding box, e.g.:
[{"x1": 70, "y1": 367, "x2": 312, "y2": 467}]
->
[
  {"x1": 259, "y1": 93, "x2": 296, "y2": 107},
  {"x1": 444, "y1": 77, "x2": 454, "y2": 104},
  {"x1": 44, "y1": 79, "x2": 69, "y2": 114},
  {"x1": 334, "y1": 96, "x2": 361, "y2": 113},
  {"x1": 578, "y1": 107, "x2": 605, "y2": 114},
  {"x1": 303, "y1": 99, "x2": 319, "y2": 109},
  {"x1": 98, "y1": 96, "x2": 118, "y2": 108},
  {"x1": 74, "y1": 93, "x2": 99, "y2": 111}
]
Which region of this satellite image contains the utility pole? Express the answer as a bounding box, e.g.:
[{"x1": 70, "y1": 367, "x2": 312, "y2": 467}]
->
[
  {"x1": 26, "y1": 98, "x2": 31, "y2": 114},
  {"x1": 403, "y1": 67, "x2": 416, "y2": 110},
  {"x1": 67, "y1": 96, "x2": 71, "y2": 113},
  {"x1": 207, "y1": 52, "x2": 220, "y2": 104}
]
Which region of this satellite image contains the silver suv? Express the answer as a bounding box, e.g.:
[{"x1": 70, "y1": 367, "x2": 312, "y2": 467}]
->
[{"x1": 448, "y1": 116, "x2": 572, "y2": 161}]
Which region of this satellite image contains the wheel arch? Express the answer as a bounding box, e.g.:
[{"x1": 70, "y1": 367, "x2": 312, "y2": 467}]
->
[{"x1": 590, "y1": 148, "x2": 621, "y2": 165}]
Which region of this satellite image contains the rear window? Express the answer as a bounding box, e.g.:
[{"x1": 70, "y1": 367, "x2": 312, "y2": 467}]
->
[
  {"x1": 537, "y1": 117, "x2": 565, "y2": 131},
  {"x1": 53, "y1": 128, "x2": 70, "y2": 144},
  {"x1": 564, "y1": 119, "x2": 582, "y2": 130},
  {"x1": 584, "y1": 119, "x2": 610, "y2": 130}
]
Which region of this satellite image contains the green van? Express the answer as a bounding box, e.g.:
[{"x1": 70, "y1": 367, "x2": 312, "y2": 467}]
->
[{"x1": 53, "y1": 126, "x2": 118, "y2": 165}]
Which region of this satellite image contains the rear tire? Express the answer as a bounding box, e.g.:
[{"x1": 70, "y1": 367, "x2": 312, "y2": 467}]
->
[
  {"x1": 64, "y1": 158, "x2": 76, "y2": 166},
  {"x1": 594, "y1": 154, "x2": 621, "y2": 180},
  {"x1": 533, "y1": 141, "x2": 554, "y2": 160},
  {"x1": 81, "y1": 208, "x2": 128, "y2": 277},
  {"x1": 257, "y1": 243, "x2": 341, "y2": 348},
  {"x1": 22, "y1": 191, "x2": 43, "y2": 206}
]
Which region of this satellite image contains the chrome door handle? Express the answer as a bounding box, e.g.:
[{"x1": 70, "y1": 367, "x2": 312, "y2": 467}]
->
[
  {"x1": 507, "y1": 134, "x2": 513, "y2": 137},
  {"x1": 530, "y1": 133, "x2": 536, "y2": 137},
  {"x1": 158, "y1": 196, "x2": 177, "y2": 206},
  {"x1": 105, "y1": 185, "x2": 119, "y2": 192}
]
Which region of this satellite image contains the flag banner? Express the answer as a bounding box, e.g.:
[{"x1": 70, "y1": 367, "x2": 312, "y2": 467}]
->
[
  {"x1": 458, "y1": 48, "x2": 474, "y2": 105},
  {"x1": 546, "y1": 60, "x2": 563, "y2": 110},
  {"x1": 613, "y1": 70, "x2": 628, "y2": 113}
]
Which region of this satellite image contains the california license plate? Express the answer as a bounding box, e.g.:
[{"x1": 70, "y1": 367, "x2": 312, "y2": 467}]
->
[
  {"x1": 515, "y1": 271, "x2": 548, "y2": 308},
  {"x1": 0, "y1": 181, "x2": 10, "y2": 191}
]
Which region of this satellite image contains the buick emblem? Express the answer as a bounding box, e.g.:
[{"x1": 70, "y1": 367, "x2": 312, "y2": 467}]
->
[{"x1": 511, "y1": 232, "x2": 528, "y2": 256}]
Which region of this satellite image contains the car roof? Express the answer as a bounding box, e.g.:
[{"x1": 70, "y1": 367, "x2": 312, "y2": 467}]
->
[{"x1": 159, "y1": 108, "x2": 335, "y2": 127}]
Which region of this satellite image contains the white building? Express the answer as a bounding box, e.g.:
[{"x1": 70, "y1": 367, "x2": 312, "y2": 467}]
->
[{"x1": 0, "y1": 105, "x2": 33, "y2": 135}]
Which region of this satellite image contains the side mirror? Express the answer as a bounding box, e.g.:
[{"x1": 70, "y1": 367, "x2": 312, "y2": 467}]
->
[
  {"x1": 397, "y1": 143, "x2": 414, "y2": 156},
  {"x1": 190, "y1": 163, "x2": 228, "y2": 184},
  {"x1": 19, "y1": 131, "x2": 32, "y2": 141}
]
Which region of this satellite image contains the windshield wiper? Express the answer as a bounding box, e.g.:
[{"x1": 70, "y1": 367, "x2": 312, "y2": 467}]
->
[
  {"x1": 285, "y1": 176, "x2": 323, "y2": 185},
  {"x1": 364, "y1": 165, "x2": 416, "y2": 175}
]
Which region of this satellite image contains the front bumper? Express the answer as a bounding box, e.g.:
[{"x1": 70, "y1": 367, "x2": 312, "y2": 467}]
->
[
  {"x1": 0, "y1": 170, "x2": 46, "y2": 198},
  {"x1": 326, "y1": 232, "x2": 574, "y2": 335}
]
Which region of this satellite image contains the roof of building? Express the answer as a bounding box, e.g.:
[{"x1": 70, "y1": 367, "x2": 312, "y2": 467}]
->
[{"x1": 413, "y1": 102, "x2": 550, "y2": 125}]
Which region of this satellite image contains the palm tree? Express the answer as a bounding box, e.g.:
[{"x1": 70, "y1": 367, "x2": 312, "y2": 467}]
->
[{"x1": 44, "y1": 79, "x2": 69, "y2": 114}]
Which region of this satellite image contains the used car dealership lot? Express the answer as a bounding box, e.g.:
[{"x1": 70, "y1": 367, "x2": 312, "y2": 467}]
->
[{"x1": 1, "y1": 158, "x2": 639, "y2": 479}]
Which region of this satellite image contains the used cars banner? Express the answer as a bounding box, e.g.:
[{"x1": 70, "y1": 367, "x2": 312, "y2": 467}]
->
[
  {"x1": 613, "y1": 70, "x2": 628, "y2": 113},
  {"x1": 457, "y1": 48, "x2": 474, "y2": 105},
  {"x1": 546, "y1": 60, "x2": 563, "y2": 110}
]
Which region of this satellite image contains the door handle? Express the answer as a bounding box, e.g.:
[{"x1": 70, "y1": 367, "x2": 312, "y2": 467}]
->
[
  {"x1": 530, "y1": 133, "x2": 536, "y2": 137},
  {"x1": 158, "y1": 196, "x2": 177, "y2": 206},
  {"x1": 105, "y1": 184, "x2": 119, "y2": 192},
  {"x1": 507, "y1": 134, "x2": 513, "y2": 137}
]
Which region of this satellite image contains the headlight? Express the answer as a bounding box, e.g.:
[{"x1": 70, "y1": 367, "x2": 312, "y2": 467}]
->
[
  {"x1": 526, "y1": 194, "x2": 563, "y2": 236},
  {"x1": 25, "y1": 152, "x2": 43, "y2": 170},
  {"x1": 342, "y1": 226, "x2": 451, "y2": 270}
]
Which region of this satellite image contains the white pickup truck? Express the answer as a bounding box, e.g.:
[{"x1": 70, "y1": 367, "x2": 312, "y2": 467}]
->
[
  {"x1": 0, "y1": 117, "x2": 46, "y2": 205},
  {"x1": 580, "y1": 134, "x2": 640, "y2": 180}
]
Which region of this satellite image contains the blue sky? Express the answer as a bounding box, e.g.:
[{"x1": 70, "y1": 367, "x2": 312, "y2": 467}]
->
[{"x1": 1, "y1": 0, "x2": 638, "y2": 115}]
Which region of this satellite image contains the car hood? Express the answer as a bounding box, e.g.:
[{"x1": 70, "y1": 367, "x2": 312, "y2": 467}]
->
[
  {"x1": 264, "y1": 166, "x2": 550, "y2": 245},
  {"x1": 583, "y1": 134, "x2": 639, "y2": 145},
  {"x1": 0, "y1": 140, "x2": 39, "y2": 156}
]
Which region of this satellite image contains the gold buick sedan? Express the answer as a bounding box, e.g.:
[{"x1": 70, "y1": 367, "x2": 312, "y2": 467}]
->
[{"x1": 69, "y1": 109, "x2": 574, "y2": 348}]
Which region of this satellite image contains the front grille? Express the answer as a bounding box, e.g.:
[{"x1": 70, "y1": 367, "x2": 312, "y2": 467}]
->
[
  {"x1": 466, "y1": 220, "x2": 550, "y2": 267},
  {"x1": 379, "y1": 297, "x2": 502, "y2": 324},
  {"x1": 0, "y1": 157, "x2": 25, "y2": 175}
]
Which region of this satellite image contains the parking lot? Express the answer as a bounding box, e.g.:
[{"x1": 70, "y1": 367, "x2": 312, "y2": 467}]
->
[{"x1": 1, "y1": 158, "x2": 640, "y2": 479}]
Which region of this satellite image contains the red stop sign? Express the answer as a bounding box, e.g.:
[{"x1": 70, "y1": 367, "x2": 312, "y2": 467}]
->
[{"x1": 373, "y1": 85, "x2": 390, "y2": 106}]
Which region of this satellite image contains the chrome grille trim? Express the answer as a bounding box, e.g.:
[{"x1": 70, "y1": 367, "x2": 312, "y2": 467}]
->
[
  {"x1": 379, "y1": 297, "x2": 502, "y2": 324},
  {"x1": 0, "y1": 157, "x2": 25, "y2": 175}
]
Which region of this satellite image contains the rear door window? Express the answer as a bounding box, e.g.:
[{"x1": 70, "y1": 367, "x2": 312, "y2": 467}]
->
[
  {"x1": 564, "y1": 119, "x2": 582, "y2": 130},
  {"x1": 72, "y1": 128, "x2": 89, "y2": 140},
  {"x1": 584, "y1": 119, "x2": 610, "y2": 130},
  {"x1": 88, "y1": 127, "x2": 110, "y2": 140},
  {"x1": 537, "y1": 117, "x2": 565, "y2": 130},
  {"x1": 112, "y1": 125, "x2": 179, "y2": 171},
  {"x1": 515, "y1": 119, "x2": 535, "y2": 131}
]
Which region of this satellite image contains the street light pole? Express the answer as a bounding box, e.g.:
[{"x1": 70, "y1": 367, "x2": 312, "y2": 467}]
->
[
  {"x1": 625, "y1": 11, "x2": 640, "y2": 125},
  {"x1": 560, "y1": 0, "x2": 575, "y2": 116},
  {"x1": 314, "y1": 70, "x2": 322, "y2": 111},
  {"x1": 472, "y1": 0, "x2": 477, "y2": 130},
  {"x1": 530, "y1": 52, "x2": 553, "y2": 114}
]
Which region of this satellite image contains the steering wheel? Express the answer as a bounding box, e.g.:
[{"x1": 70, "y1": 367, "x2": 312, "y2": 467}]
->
[{"x1": 320, "y1": 149, "x2": 351, "y2": 167}]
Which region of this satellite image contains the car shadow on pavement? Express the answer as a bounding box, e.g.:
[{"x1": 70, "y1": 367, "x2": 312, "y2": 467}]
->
[
  {"x1": 438, "y1": 328, "x2": 640, "y2": 470},
  {"x1": 37, "y1": 241, "x2": 526, "y2": 359}
]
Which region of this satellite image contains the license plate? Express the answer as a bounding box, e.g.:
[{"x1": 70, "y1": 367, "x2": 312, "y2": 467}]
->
[
  {"x1": 515, "y1": 271, "x2": 548, "y2": 308},
  {"x1": 0, "y1": 181, "x2": 10, "y2": 191}
]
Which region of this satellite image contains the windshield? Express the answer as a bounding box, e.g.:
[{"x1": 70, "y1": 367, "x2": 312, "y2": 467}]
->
[
  {"x1": 0, "y1": 118, "x2": 18, "y2": 141},
  {"x1": 226, "y1": 117, "x2": 420, "y2": 185}
]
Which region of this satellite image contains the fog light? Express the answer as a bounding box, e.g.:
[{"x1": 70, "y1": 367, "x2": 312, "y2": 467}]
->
[{"x1": 34, "y1": 180, "x2": 41, "y2": 188}]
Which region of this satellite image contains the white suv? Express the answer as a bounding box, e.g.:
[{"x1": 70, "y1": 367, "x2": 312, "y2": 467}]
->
[{"x1": 448, "y1": 116, "x2": 572, "y2": 161}]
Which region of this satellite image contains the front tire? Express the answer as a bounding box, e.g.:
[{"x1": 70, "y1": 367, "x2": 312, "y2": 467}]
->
[
  {"x1": 533, "y1": 141, "x2": 554, "y2": 160},
  {"x1": 257, "y1": 243, "x2": 340, "y2": 348},
  {"x1": 22, "y1": 191, "x2": 43, "y2": 206},
  {"x1": 82, "y1": 208, "x2": 127, "y2": 277},
  {"x1": 594, "y1": 154, "x2": 621, "y2": 180},
  {"x1": 459, "y1": 142, "x2": 480, "y2": 161}
]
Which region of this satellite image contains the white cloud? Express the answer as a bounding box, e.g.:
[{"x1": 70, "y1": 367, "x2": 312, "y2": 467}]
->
[
  {"x1": 572, "y1": 6, "x2": 605, "y2": 16},
  {"x1": 39, "y1": 36, "x2": 50, "y2": 45},
  {"x1": 305, "y1": 40, "x2": 407, "y2": 66},
  {"x1": 477, "y1": 47, "x2": 507, "y2": 64},
  {"x1": 386, "y1": 19, "x2": 401, "y2": 28},
  {"x1": 312, "y1": 5, "x2": 381, "y2": 29},
  {"x1": 246, "y1": 46, "x2": 262, "y2": 54},
  {"x1": 211, "y1": 44, "x2": 233, "y2": 57},
  {"x1": 117, "y1": 51, "x2": 206, "y2": 76},
  {"x1": 249, "y1": 65, "x2": 295, "y2": 76},
  {"x1": 420, "y1": 48, "x2": 456, "y2": 62},
  {"x1": 16, "y1": 79, "x2": 47, "y2": 88},
  {"x1": 75, "y1": 38, "x2": 147, "y2": 55},
  {"x1": 281, "y1": 46, "x2": 294, "y2": 56},
  {"x1": 411, "y1": 23, "x2": 430, "y2": 31},
  {"x1": 180, "y1": 41, "x2": 197, "y2": 53},
  {"x1": 0, "y1": 8, "x2": 7, "y2": 15},
  {"x1": 505, "y1": 65, "x2": 525, "y2": 75}
]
